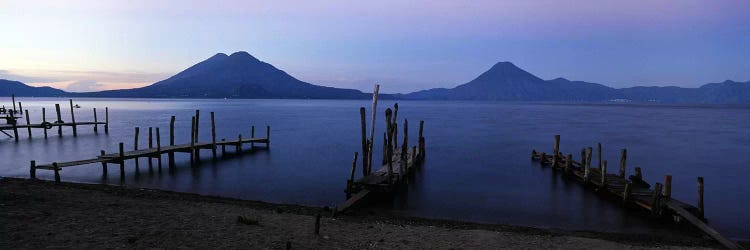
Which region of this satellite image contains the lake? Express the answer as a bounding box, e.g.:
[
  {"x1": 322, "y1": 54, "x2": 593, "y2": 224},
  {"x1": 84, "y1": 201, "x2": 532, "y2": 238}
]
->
[{"x1": 1, "y1": 98, "x2": 748, "y2": 240}]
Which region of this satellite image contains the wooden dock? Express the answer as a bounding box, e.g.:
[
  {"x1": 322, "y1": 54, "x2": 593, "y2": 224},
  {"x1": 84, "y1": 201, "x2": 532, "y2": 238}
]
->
[
  {"x1": 2, "y1": 98, "x2": 109, "y2": 141},
  {"x1": 29, "y1": 110, "x2": 270, "y2": 183},
  {"x1": 532, "y1": 135, "x2": 743, "y2": 249},
  {"x1": 336, "y1": 85, "x2": 427, "y2": 213}
]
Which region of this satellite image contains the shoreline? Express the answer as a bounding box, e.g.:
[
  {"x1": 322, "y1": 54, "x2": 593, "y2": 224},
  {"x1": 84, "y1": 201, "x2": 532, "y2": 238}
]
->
[{"x1": 1, "y1": 177, "x2": 736, "y2": 249}]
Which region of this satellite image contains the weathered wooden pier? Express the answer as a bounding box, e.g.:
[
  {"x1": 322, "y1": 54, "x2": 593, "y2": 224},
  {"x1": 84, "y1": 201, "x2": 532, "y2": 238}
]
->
[
  {"x1": 29, "y1": 110, "x2": 270, "y2": 183},
  {"x1": 337, "y1": 85, "x2": 427, "y2": 213},
  {"x1": 532, "y1": 135, "x2": 743, "y2": 249},
  {"x1": 2, "y1": 97, "x2": 109, "y2": 141}
]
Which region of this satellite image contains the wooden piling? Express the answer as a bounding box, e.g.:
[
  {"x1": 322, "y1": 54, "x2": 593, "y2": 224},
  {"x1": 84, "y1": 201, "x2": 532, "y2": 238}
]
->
[
  {"x1": 580, "y1": 148, "x2": 586, "y2": 168},
  {"x1": 251, "y1": 126, "x2": 255, "y2": 147},
  {"x1": 93, "y1": 108, "x2": 98, "y2": 132},
  {"x1": 597, "y1": 143, "x2": 602, "y2": 169},
  {"x1": 69, "y1": 99, "x2": 77, "y2": 136},
  {"x1": 349, "y1": 152, "x2": 358, "y2": 183},
  {"x1": 53, "y1": 162, "x2": 60, "y2": 183},
  {"x1": 237, "y1": 134, "x2": 242, "y2": 152},
  {"x1": 221, "y1": 139, "x2": 226, "y2": 155},
  {"x1": 565, "y1": 154, "x2": 572, "y2": 173},
  {"x1": 119, "y1": 142, "x2": 125, "y2": 180},
  {"x1": 266, "y1": 126, "x2": 270, "y2": 147},
  {"x1": 29, "y1": 160, "x2": 36, "y2": 179},
  {"x1": 55, "y1": 104, "x2": 62, "y2": 137},
  {"x1": 584, "y1": 147, "x2": 593, "y2": 181},
  {"x1": 25, "y1": 109, "x2": 31, "y2": 138},
  {"x1": 552, "y1": 135, "x2": 560, "y2": 167},
  {"x1": 419, "y1": 120, "x2": 424, "y2": 139},
  {"x1": 651, "y1": 183, "x2": 663, "y2": 215},
  {"x1": 367, "y1": 84, "x2": 380, "y2": 174},
  {"x1": 601, "y1": 160, "x2": 607, "y2": 186},
  {"x1": 194, "y1": 110, "x2": 200, "y2": 160},
  {"x1": 104, "y1": 107, "x2": 109, "y2": 134},
  {"x1": 134, "y1": 127, "x2": 140, "y2": 170},
  {"x1": 18, "y1": 102, "x2": 22, "y2": 115},
  {"x1": 156, "y1": 127, "x2": 162, "y2": 170},
  {"x1": 11, "y1": 94, "x2": 16, "y2": 113},
  {"x1": 190, "y1": 116, "x2": 196, "y2": 166},
  {"x1": 210, "y1": 112, "x2": 217, "y2": 160},
  {"x1": 697, "y1": 177, "x2": 704, "y2": 217},
  {"x1": 635, "y1": 166, "x2": 643, "y2": 179},
  {"x1": 619, "y1": 149, "x2": 627, "y2": 177},
  {"x1": 314, "y1": 213, "x2": 321, "y2": 235},
  {"x1": 169, "y1": 116, "x2": 175, "y2": 168},
  {"x1": 148, "y1": 127, "x2": 153, "y2": 169},
  {"x1": 540, "y1": 152, "x2": 547, "y2": 165},
  {"x1": 11, "y1": 113, "x2": 19, "y2": 141},
  {"x1": 385, "y1": 108, "x2": 393, "y2": 181},
  {"x1": 101, "y1": 150, "x2": 107, "y2": 176},
  {"x1": 42, "y1": 108, "x2": 47, "y2": 138},
  {"x1": 623, "y1": 183, "x2": 632, "y2": 202},
  {"x1": 664, "y1": 175, "x2": 672, "y2": 199},
  {"x1": 359, "y1": 107, "x2": 368, "y2": 176}
]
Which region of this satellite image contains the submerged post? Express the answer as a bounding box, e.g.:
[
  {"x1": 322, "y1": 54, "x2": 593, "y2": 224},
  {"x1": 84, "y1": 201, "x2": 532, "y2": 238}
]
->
[
  {"x1": 698, "y1": 177, "x2": 704, "y2": 217},
  {"x1": 349, "y1": 152, "x2": 358, "y2": 183},
  {"x1": 210, "y1": 112, "x2": 216, "y2": 160},
  {"x1": 11, "y1": 94, "x2": 16, "y2": 113},
  {"x1": 12, "y1": 115, "x2": 18, "y2": 142},
  {"x1": 18, "y1": 102, "x2": 23, "y2": 115},
  {"x1": 251, "y1": 126, "x2": 255, "y2": 147},
  {"x1": 69, "y1": 99, "x2": 77, "y2": 136},
  {"x1": 385, "y1": 108, "x2": 393, "y2": 180},
  {"x1": 42, "y1": 108, "x2": 47, "y2": 138},
  {"x1": 190, "y1": 116, "x2": 196, "y2": 166},
  {"x1": 619, "y1": 149, "x2": 627, "y2": 177},
  {"x1": 565, "y1": 154, "x2": 572, "y2": 174},
  {"x1": 55, "y1": 104, "x2": 62, "y2": 137},
  {"x1": 237, "y1": 134, "x2": 242, "y2": 152},
  {"x1": 168, "y1": 116, "x2": 175, "y2": 168},
  {"x1": 93, "y1": 108, "x2": 98, "y2": 132},
  {"x1": 601, "y1": 160, "x2": 608, "y2": 186},
  {"x1": 104, "y1": 107, "x2": 109, "y2": 134},
  {"x1": 359, "y1": 107, "x2": 368, "y2": 176}
]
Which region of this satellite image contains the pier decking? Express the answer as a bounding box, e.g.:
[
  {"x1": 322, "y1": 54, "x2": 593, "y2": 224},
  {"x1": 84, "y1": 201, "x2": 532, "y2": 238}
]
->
[
  {"x1": 29, "y1": 110, "x2": 271, "y2": 184},
  {"x1": 2, "y1": 98, "x2": 110, "y2": 141},
  {"x1": 532, "y1": 135, "x2": 743, "y2": 249}
]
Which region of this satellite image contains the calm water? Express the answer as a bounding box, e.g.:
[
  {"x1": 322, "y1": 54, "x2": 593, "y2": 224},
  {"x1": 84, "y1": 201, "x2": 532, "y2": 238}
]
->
[{"x1": 1, "y1": 98, "x2": 748, "y2": 239}]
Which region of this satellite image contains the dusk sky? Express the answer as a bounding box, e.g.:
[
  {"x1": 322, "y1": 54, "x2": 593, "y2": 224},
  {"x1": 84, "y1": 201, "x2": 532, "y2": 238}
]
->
[{"x1": 1, "y1": 0, "x2": 749, "y2": 93}]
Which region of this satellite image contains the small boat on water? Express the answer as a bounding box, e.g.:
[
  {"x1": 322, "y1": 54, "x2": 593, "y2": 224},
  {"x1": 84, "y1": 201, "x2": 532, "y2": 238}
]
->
[{"x1": 73, "y1": 104, "x2": 81, "y2": 108}]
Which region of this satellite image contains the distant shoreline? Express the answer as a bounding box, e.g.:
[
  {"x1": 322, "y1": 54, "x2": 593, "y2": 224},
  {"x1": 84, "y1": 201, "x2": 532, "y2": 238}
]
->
[{"x1": 1, "y1": 177, "x2": 734, "y2": 249}]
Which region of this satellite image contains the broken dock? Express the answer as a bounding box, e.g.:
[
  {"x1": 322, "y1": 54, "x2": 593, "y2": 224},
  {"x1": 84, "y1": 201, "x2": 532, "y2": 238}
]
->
[
  {"x1": 2, "y1": 97, "x2": 109, "y2": 141},
  {"x1": 337, "y1": 85, "x2": 427, "y2": 213},
  {"x1": 532, "y1": 135, "x2": 743, "y2": 249},
  {"x1": 29, "y1": 110, "x2": 270, "y2": 183}
]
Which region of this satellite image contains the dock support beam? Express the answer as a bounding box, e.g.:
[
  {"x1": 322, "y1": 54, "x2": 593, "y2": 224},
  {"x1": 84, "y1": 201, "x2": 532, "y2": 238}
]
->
[
  {"x1": 169, "y1": 116, "x2": 175, "y2": 169},
  {"x1": 25, "y1": 109, "x2": 31, "y2": 138},
  {"x1": 597, "y1": 143, "x2": 602, "y2": 169},
  {"x1": 266, "y1": 126, "x2": 270, "y2": 148},
  {"x1": 119, "y1": 142, "x2": 125, "y2": 181},
  {"x1": 53, "y1": 162, "x2": 60, "y2": 183},
  {"x1": 697, "y1": 177, "x2": 704, "y2": 218},
  {"x1": 552, "y1": 135, "x2": 560, "y2": 167},
  {"x1": 69, "y1": 99, "x2": 77, "y2": 136},
  {"x1": 190, "y1": 116, "x2": 196, "y2": 167},
  {"x1": 156, "y1": 127, "x2": 162, "y2": 171},
  {"x1": 664, "y1": 175, "x2": 672, "y2": 199},
  {"x1": 194, "y1": 110, "x2": 200, "y2": 160},
  {"x1": 148, "y1": 127, "x2": 153, "y2": 169},
  {"x1": 134, "y1": 127, "x2": 140, "y2": 170},
  {"x1": 210, "y1": 112, "x2": 216, "y2": 160},
  {"x1": 104, "y1": 107, "x2": 109, "y2": 134},
  {"x1": 55, "y1": 104, "x2": 62, "y2": 137},
  {"x1": 359, "y1": 107, "x2": 368, "y2": 176},
  {"x1": 42, "y1": 108, "x2": 47, "y2": 139},
  {"x1": 93, "y1": 108, "x2": 98, "y2": 132},
  {"x1": 29, "y1": 160, "x2": 36, "y2": 179},
  {"x1": 619, "y1": 149, "x2": 627, "y2": 177},
  {"x1": 101, "y1": 150, "x2": 108, "y2": 176}
]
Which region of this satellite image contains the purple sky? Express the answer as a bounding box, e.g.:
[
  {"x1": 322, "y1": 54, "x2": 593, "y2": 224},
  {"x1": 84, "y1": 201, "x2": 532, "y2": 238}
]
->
[{"x1": 1, "y1": 0, "x2": 749, "y2": 93}]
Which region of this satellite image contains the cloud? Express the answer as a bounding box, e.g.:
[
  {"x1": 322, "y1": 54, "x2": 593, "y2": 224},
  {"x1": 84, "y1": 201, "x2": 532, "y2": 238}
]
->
[
  {"x1": 65, "y1": 80, "x2": 106, "y2": 92},
  {"x1": 0, "y1": 69, "x2": 61, "y2": 82}
]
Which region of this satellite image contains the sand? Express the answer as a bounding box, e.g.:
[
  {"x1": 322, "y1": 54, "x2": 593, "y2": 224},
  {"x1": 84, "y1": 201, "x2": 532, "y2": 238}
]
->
[{"x1": 0, "y1": 178, "x2": 725, "y2": 249}]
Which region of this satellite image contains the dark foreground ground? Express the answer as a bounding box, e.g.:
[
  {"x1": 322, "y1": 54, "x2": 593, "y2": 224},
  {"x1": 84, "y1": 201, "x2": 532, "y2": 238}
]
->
[{"x1": 0, "y1": 177, "x2": 735, "y2": 249}]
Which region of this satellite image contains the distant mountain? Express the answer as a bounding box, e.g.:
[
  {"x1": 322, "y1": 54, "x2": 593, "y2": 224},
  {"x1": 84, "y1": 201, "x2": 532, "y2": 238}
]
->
[
  {"x1": 403, "y1": 62, "x2": 750, "y2": 104},
  {"x1": 84, "y1": 51, "x2": 369, "y2": 99},
  {"x1": 1, "y1": 54, "x2": 749, "y2": 104},
  {"x1": 0, "y1": 79, "x2": 68, "y2": 97}
]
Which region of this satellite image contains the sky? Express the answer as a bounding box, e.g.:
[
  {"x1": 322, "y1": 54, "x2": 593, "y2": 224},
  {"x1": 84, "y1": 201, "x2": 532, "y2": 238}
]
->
[{"x1": 1, "y1": 0, "x2": 749, "y2": 93}]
